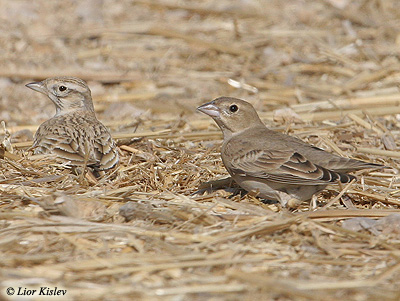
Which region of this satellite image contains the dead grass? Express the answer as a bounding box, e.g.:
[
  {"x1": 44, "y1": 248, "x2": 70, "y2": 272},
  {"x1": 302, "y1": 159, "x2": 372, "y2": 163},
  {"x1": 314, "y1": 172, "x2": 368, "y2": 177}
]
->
[{"x1": 1, "y1": 0, "x2": 400, "y2": 300}]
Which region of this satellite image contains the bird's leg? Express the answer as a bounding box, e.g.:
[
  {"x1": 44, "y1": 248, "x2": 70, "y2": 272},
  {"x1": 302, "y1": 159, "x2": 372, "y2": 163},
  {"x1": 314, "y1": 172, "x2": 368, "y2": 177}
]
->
[{"x1": 275, "y1": 191, "x2": 302, "y2": 208}]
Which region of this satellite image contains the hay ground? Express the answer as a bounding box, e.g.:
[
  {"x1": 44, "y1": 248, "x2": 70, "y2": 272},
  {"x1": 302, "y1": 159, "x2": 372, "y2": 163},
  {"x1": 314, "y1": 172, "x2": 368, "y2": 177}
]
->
[{"x1": 1, "y1": 0, "x2": 400, "y2": 300}]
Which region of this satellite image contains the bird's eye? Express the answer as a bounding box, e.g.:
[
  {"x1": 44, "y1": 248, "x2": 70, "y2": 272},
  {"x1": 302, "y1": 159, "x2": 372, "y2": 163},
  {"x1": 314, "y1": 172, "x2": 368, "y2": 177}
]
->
[
  {"x1": 58, "y1": 85, "x2": 67, "y2": 92},
  {"x1": 229, "y1": 104, "x2": 238, "y2": 113}
]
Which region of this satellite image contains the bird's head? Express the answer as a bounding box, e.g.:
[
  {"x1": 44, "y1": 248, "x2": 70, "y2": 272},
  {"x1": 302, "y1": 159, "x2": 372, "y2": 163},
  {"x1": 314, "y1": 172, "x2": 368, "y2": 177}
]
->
[
  {"x1": 26, "y1": 76, "x2": 95, "y2": 116},
  {"x1": 197, "y1": 97, "x2": 264, "y2": 138}
]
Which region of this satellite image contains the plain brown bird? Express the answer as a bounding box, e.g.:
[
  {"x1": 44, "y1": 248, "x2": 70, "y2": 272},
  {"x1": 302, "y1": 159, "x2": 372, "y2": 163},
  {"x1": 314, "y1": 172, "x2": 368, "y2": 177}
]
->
[
  {"x1": 26, "y1": 76, "x2": 119, "y2": 174},
  {"x1": 198, "y1": 97, "x2": 382, "y2": 207}
]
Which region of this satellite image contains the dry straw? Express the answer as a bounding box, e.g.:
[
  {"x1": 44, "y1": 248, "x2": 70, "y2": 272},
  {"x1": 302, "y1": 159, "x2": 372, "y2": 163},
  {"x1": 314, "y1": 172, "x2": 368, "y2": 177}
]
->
[{"x1": 1, "y1": 1, "x2": 400, "y2": 300}]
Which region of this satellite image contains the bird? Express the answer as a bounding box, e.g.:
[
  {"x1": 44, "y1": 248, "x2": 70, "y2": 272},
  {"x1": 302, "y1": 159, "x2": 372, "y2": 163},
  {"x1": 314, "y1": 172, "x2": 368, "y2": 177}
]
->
[
  {"x1": 197, "y1": 97, "x2": 382, "y2": 207},
  {"x1": 26, "y1": 76, "x2": 119, "y2": 175}
]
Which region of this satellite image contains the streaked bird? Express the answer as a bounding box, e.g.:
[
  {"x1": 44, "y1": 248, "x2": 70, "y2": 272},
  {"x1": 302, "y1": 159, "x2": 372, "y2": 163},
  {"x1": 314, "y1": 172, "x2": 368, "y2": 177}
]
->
[
  {"x1": 198, "y1": 97, "x2": 382, "y2": 207},
  {"x1": 26, "y1": 76, "x2": 119, "y2": 174}
]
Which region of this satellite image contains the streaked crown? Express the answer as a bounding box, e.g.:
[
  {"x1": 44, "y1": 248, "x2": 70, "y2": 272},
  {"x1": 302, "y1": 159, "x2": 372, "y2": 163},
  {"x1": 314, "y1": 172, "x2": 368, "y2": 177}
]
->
[{"x1": 26, "y1": 76, "x2": 95, "y2": 116}]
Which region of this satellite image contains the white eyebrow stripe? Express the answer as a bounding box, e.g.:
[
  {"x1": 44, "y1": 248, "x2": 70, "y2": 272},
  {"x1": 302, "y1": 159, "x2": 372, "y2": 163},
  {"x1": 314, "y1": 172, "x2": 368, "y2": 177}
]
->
[{"x1": 64, "y1": 82, "x2": 87, "y2": 93}]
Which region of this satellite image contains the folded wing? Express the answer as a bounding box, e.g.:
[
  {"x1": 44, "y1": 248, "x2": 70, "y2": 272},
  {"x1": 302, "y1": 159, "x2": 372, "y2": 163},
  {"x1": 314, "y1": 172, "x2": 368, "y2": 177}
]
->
[{"x1": 227, "y1": 149, "x2": 355, "y2": 185}]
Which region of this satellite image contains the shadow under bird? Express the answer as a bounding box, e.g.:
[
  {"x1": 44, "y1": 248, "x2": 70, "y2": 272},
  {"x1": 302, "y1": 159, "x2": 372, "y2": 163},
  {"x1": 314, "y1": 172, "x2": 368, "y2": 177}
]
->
[
  {"x1": 26, "y1": 76, "x2": 119, "y2": 174},
  {"x1": 197, "y1": 97, "x2": 383, "y2": 207}
]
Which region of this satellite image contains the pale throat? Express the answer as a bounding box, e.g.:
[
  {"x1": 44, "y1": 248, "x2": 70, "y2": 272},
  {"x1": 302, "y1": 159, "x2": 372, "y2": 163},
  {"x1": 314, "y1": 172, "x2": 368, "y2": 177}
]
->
[
  {"x1": 53, "y1": 97, "x2": 87, "y2": 116},
  {"x1": 216, "y1": 120, "x2": 236, "y2": 140}
]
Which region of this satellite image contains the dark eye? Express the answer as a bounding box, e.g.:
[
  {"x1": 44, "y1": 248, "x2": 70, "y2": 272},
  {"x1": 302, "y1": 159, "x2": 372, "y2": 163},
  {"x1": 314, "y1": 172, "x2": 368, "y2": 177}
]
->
[
  {"x1": 58, "y1": 85, "x2": 67, "y2": 92},
  {"x1": 229, "y1": 104, "x2": 238, "y2": 113}
]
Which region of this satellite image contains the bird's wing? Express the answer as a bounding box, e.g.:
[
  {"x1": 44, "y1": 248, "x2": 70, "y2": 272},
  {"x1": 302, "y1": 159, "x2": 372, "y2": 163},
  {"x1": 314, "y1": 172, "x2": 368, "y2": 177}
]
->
[
  {"x1": 226, "y1": 148, "x2": 354, "y2": 185},
  {"x1": 299, "y1": 145, "x2": 383, "y2": 172},
  {"x1": 34, "y1": 115, "x2": 119, "y2": 170},
  {"x1": 93, "y1": 124, "x2": 119, "y2": 170},
  {"x1": 35, "y1": 133, "x2": 97, "y2": 166},
  {"x1": 33, "y1": 120, "x2": 96, "y2": 166},
  {"x1": 280, "y1": 134, "x2": 383, "y2": 172}
]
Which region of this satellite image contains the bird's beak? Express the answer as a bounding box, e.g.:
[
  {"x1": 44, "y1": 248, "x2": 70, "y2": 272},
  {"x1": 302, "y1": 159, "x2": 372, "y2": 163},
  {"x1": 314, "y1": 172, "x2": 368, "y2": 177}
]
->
[
  {"x1": 25, "y1": 81, "x2": 46, "y2": 94},
  {"x1": 197, "y1": 101, "x2": 220, "y2": 118}
]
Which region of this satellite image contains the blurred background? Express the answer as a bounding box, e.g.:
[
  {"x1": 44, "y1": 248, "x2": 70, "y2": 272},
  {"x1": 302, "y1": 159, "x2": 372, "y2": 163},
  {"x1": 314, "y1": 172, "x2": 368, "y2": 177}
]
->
[{"x1": 1, "y1": 0, "x2": 400, "y2": 139}]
